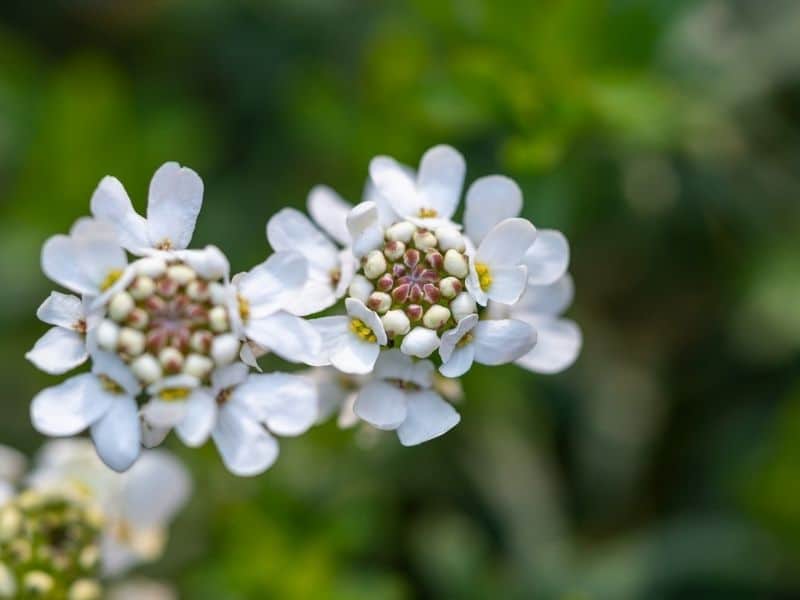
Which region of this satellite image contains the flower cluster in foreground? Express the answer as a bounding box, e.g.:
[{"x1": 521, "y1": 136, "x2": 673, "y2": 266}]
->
[{"x1": 28, "y1": 146, "x2": 581, "y2": 477}]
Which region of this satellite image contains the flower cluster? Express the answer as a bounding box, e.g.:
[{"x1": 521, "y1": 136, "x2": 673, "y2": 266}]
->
[{"x1": 28, "y1": 146, "x2": 581, "y2": 476}]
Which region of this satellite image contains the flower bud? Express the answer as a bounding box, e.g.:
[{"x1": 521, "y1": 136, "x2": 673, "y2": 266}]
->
[
  {"x1": 425, "y1": 251, "x2": 444, "y2": 270},
  {"x1": 157, "y1": 277, "x2": 179, "y2": 298},
  {"x1": 183, "y1": 354, "x2": 214, "y2": 379},
  {"x1": 209, "y1": 282, "x2": 228, "y2": 305},
  {"x1": 384, "y1": 240, "x2": 405, "y2": 261},
  {"x1": 96, "y1": 320, "x2": 120, "y2": 351},
  {"x1": 413, "y1": 229, "x2": 437, "y2": 251},
  {"x1": 118, "y1": 327, "x2": 146, "y2": 356},
  {"x1": 406, "y1": 304, "x2": 423, "y2": 321},
  {"x1": 186, "y1": 279, "x2": 210, "y2": 301},
  {"x1": 376, "y1": 274, "x2": 394, "y2": 291},
  {"x1": 423, "y1": 283, "x2": 441, "y2": 304},
  {"x1": 386, "y1": 221, "x2": 416, "y2": 243},
  {"x1": 435, "y1": 227, "x2": 465, "y2": 252},
  {"x1": 135, "y1": 257, "x2": 167, "y2": 278},
  {"x1": 209, "y1": 306, "x2": 229, "y2": 332},
  {"x1": 167, "y1": 264, "x2": 196, "y2": 286},
  {"x1": 108, "y1": 292, "x2": 135, "y2": 321},
  {"x1": 348, "y1": 275, "x2": 374, "y2": 303},
  {"x1": 126, "y1": 308, "x2": 149, "y2": 330},
  {"x1": 439, "y1": 276, "x2": 462, "y2": 298},
  {"x1": 366, "y1": 292, "x2": 392, "y2": 314},
  {"x1": 129, "y1": 276, "x2": 155, "y2": 300},
  {"x1": 131, "y1": 354, "x2": 163, "y2": 384},
  {"x1": 408, "y1": 284, "x2": 423, "y2": 303},
  {"x1": 211, "y1": 334, "x2": 240, "y2": 366},
  {"x1": 443, "y1": 249, "x2": 468, "y2": 278},
  {"x1": 190, "y1": 330, "x2": 214, "y2": 354},
  {"x1": 423, "y1": 305, "x2": 451, "y2": 329},
  {"x1": 451, "y1": 291, "x2": 477, "y2": 322},
  {"x1": 159, "y1": 347, "x2": 184, "y2": 373},
  {"x1": 381, "y1": 310, "x2": 411, "y2": 337},
  {"x1": 403, "y1": 249, "x2": 420, "y2": 268},
  {"x1": 363, "y1": 250, "x2": 387, "y2": 279}
]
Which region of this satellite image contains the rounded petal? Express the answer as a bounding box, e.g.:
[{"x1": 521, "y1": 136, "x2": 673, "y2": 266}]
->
[
  {"x1": 141, "y1": 399, "x2": 188, "y2": 429},
  {"x1": 90, "y1": 395, "x2": 142, "y2": 472},
  {"x1": 146, "y1": 162, "x2": 203, "y2": 250},
  {"x1": 31, "y1": 374, "x2": 113, "y2": 436},
  {"x1": 211, "y1": 362, "x2": 251, "y2": 391},
  {"x1": 212, "y1": 405, "x2": 279, "y2": 477},
  {"x1": 267, "y1": 208, "x2": 339, "y2": 270},
  {"x1": 330, "y1": 334, "x2": 380, "y2": 375},
  {"x1": 438, "y1": 313, "x2": 478, "y2": 363},
  {"x1": 486, "y1": 265, "x2": 528, "y2": 305},
  {"x1": 524, "y1": 229, "x2": 569, "y2": 286},
  {"x1": 417, "y1": 145, "x2": 466, "y2": 220},
  {"x1": 354, "y1": 381, "x2": 407, "y2": 430},
  {"x1": 345, "y1": 298, "x2": 387, "y2": 345},
  {"x1": 174, "y1": 245, "x2": 230, "y2": 280},
  {"x1": 90, "y1": 348, "x2": 141, "y2": 397},
  {"x1": 36, "y1": 292, "x2": 83, "y2": 329},
  {"x1": 465, "y1": 261, "x2": 489, "y2": 307},
  {"x1": 237, "y1": 252, "x2": 308, "y2": 317},
  {"x1": 369, "y1": 156, "x2": 419, "y2": 219},
  {"x1": 346, "y1": 201, "x2": 384, "y2": 257},
  {"x1": 287, "y1": 279, "x2": 338, "y2": 317},
  {"x1": 245, "y1": 311, "x2": 322, "y2": 364},
  {"x1": 476, "y1": 218, "x2": 537, "y2": 267},
  {"x1": 439, "y1": 345, "x2": 476, "y2": 378},
  {"x1": 397, "y1": 390, "x2": 460, "y2": 446},
  {"x1": 473, "y1": 319, "x2": 537, "y2": 366},
  {"x1": 42, "y1": 232, "x2": 127, "y2": 295},
  {"x1": 123, "y1": 450, "x2": 191, "y2": 528},
  {"x1": 308, "y1": 185, "x2": 352, "y2": 246},
  {"x1": 464, "y1": 175, "x2": 523, "y2": 245},
  {"x1": 373, "y1": 348, "x2": 434, "y2": 388},
  {"x1": 515, "y1": 317, "x2": 582, "y2": 374},
  {"x1": 400, "y1": 327, "x2": 440, "y2": 358},
  {"x1": 231, "y1": 373, "x2": 317, "y2": 436},
  {"x1": 90, "y1": 175, "x2": 150, "y2": 254},
  {"x1": 26, "y1": 327, "x2": 88, "y2": 374},
  {"x1": 514, "y1": 274, "x2": 575, "y2": 318}
]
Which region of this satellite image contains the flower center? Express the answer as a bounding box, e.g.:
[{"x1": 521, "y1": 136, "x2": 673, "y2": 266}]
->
[
  {"x1": 97, "y1": 375, "x2": 125, "y2": 395},
  {"x1": 158, "y1": 387, "x2": 192, "y2": 402},
  {"x1": 349, "y1": 318, "x2": 377, "y2": 343},
  {"x1": 475, "y1": 263, "x2": 492, "y2": 291},
  {"x1": 97, "y1": 259, "x2": 240, "y2": 386},
  {"x1": 100, "y1": 269, "x2": 123, "y2": 292},
  {"x1": 417, "y1": 207, "x2": 438, "y2": 218},
  {"x1": 456, "y1": 332, "x2": 474, "y2": 348}
]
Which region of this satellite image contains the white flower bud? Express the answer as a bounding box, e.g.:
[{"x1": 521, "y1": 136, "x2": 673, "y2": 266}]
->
[
  {"x1": 386, "y1": 221, "x2": 416, "y2": 243},
  {"x1": 363, "y1": 250, "x2": 387, "y2": 279},
  {"x1": 183, "y1": 354, "x2": 214, "y2": 380},
  {"x1": 69, "y1": 579, "x2": 102, "y2": 600},
  {"x1": 211, "y1": 333, "x2": 240, "y2": 366},
  {"x1": 435, "y1": 227, "x2": 465, "y2": 252},
  {"x1": 118, "y1": 327, "x2": 146, "y2": 356},
  {"x1": 439, "y1": 276, "x2": 462, "y2": 298},
  {"x1": 108, "y1": 292, "x2": 135, "y2": 321},
  {"x1": 384, "y1": 240, "x2": 406, "y2": 261},
  {"x1": 131, "y1": 354, "x2": 163, "y2": 384},
  {"x1": 209, "y1": 306, "x2": 229, "y2": 332},
  {"x1": 443, "y1": 249, "x2": 468, "y2": 278},
  {"x1": 158, "y1": 347, "x2": 184, "y2": 372},
  {"x1": 412, "y1": 229, "x2": 437, "y2": 251},
  {"x1": 129, "y1": 276, "x2": 155, "y2": 300},
  {"x1": 135, "y1": 257, "x2": 167, "y2": 278},
  {"x1": 367, "y1": 292, "x2": 392, "y2": 314},
  {"x1": 381, "y1": 310, "x2": 410, "y2": 337},
  {"x1": 450, "y1": 292, "x2": 477, "y2": 322},
  {"x1": 422, "y1": 305, "x2": 451, "y2": 329},
  {"x1": 96, "y1": 320, "x2": 120, "y2": 351},
  {"x1": 348, "y1": 275, "x2": 374, "y2": 303},
  {"x1": 186, "y1": 279, "x2": 210, "y2": 301},
  {"x1": 167, "y1": 264, "x2": 196, "y2": 285},
  {"x1": 190, "y1": 330, "x2": 213, "y2": 353},
  {"x1": 209, "y1": 282, "x2": 227, "y2": 306}
]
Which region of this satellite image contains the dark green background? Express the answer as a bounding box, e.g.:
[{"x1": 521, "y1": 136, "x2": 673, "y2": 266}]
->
[{"x1": 2, "y1": 1, "x2": 800, "y2": 598}]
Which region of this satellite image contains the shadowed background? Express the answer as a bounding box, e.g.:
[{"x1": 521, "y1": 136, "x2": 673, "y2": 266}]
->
[{"x1": 1, "y1": 0, "x2": 800, "y2": 598}]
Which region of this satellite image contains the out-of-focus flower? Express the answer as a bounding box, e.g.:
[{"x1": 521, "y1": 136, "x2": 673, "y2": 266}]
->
[
  {"x1": 108, "y1": 579, "x2": 177, "y2": 600},
  {"x1": 0, "y1": 446, "x2": 26, "y2": 505}
]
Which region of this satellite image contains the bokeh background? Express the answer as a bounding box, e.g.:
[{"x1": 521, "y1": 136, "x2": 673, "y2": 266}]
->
[{"x1": 2, "y1": 0, "x2": 800, "y2": 598}]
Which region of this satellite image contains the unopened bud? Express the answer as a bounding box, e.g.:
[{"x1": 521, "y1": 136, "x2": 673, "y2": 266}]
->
[
  {"x1": 413, "y1": 229, "x2": 437, "y2": 251},
  {"x1": 406, "y1": 304, "x2": 423, "y2": 321},
  {"x1": 96, "y1": 320, "x2": 120, "y2": 351},
  {"x1": 423, "y1": 305, "x2": 451, "y2": 329},
  {"x1": 209, "y1": 306, "x2": 229, "y2": 332},
  {"x1": 425, "y1": 251, "x2": 444, "y2": 270},
  {"x1": 167, "y1": 264, "x2": 196, "y2": 286},
  {"x1": 186, "y1": 279, "x2": 210, "y2": 301},
  {"x1": 363, "y1": 250, "x2": 387, "y2": 279},
  {"x1": 209, "y1": 282, "x2": 227, "y2": 305},
  {"x1": 435, "y1": 227, "x2": 465, "y2": 252},
  {"x1": 386, "y1": 221, "x2": 416, "y2": 243},
  {"x1": 157, "y1": 277, "x2": 179, "y2": 298},
  {"x1": 367, "y1": 292, "x2": 391, "y2": 314},
  {"x1": 443, "y1": 249, "x2": 468, "y2": 278},
  {"x1": 376, "y1": 274, "x2": 394, "y2": 291},
  {"x1": 348, "y1": 275, "x2": 374, "y2": 303},
  {"x1": 403, "y1": 249, "x2": 420, "y2": 268},
  {"x1": 423, "y1": 283, "x2": 440, "y2": 304},
  {"x1": 135, "y1": 257, "x2": 166, "y2": 278},
  {"x1": 131, "y1": 354, "x2": 163, "y2": 384},
  {"x1": 381, "y1": 310, "x2": 411, "y2": 337},
  {"x1": 129, "y1": 276, "x2": 155, "y2": 300},
  {"x1": 384, "y1": 240, "x2": 405, "y2": 261},
  {"x1": 108, "y1": 292, "x2": 135, "y2": 321},
  {"x1": 159, "y1": 347, "x2": 184, "y2": 373},
  {"x1": 439, "y1": 276, "x2": 462, "y2": 298},
  {"x1": 451, "y1": 292, "x2": 477, "y2": 322},
  {"x1": 118, "y1": 327, "x2": 146, "y2": 356},
  {"x1": 211, "y1": 334, "x2": 240, "y2": 366},
  {"x1": 183, "y1": 354, "x2": 214, "y2": 379},
  {"x1": 127, "y1": 308, "x2": 149, "y2": 330},
  {"x1": 190, "y1": 330, "x2": 214, "y2": 353}
]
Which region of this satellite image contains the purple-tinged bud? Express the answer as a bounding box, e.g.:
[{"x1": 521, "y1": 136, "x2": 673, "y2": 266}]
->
[
  {"x1": 403, "y1": 249, "x2": 420, "y2": 268},
  {"x1": 426, "y1": 251, "x2": 444, "y2": 270},
  {"x1": 190, "y1": 330, "x2": 214, "y2": 354},
  {"x1": 377, "y1": 274, "x2": 394, "y2": 292},
  {"x1": 439, "y1": 276, "x2": 462, "y2": 298},
  {"x1": 392, "y1": 264, "x2": 407, "y2": 278},
  {"x1": 413, "y1": 230, "x2": 437, "y2": 251},
  {"x1": 364, "y1": 250, "x2": 387, "y2": 279},
  {"x1": 127, "y1": 308, "x2": 149, "y2": 330},
  {"x1": 406, "y1": 304, "x2": 423, "y2": 322},
  {"x1": 159, "y1": 347, "x2": 184, "y2": 373},
  {"x1": 129, "y1": 276, "x2": 155, "y2": 300},
  {"x1": 367, "y1": 292, "x2": 392, "y2": 313},
  {"x1": 384, "y1": 240, "x2": 405, "y2": 261},
  {"x1": 145, "y1": 296, "x2": 167, "y2": 313},
  {"x1": 157, "y1": 277, "x2": 179, "y2": 298},
  {"x1": 408, "y1": 283, "x2": 423, "y2": 303},
  {"x1": 147, "y1": 329, "x2": 169, "y2": 353},
  {"x1": 392, "y1": 283, "x2": 410, "y2": 303},
  {"x1": 423, "y1": 283, "x2": 441, "y2": 304},
  {"x1": 186, "y1": 279, "x2": 210, "y2": 301}
]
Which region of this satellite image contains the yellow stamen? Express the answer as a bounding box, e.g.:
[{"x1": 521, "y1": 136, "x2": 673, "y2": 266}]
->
[
  {"x1": 159, "y1": 388, "x2": 191, "y2": 401},
  {"x1": 97, "y1": 375, "x2": 125, "y2": 395},
  {"x1": 100, "y1": 269, "x2": 123, "y2": 292},
  {"x1": 456, "y1": 332, "x2": 474, "y2": 348},
  {"x1": 238, "y1": 295, "x2": 251, "y2": 321},
  {"x1": 475, "y1": 262, "x2": 492, "y2": 291},
  {"x1": 330, "y1": 269, "x2": 341, "y2": 286},
  {"x1": 156, "y1": 239, "x2": 173, "y2": 251},
  {"x1": 418, "y1": 207, "x2": 438, "y2": 218},
  {"x1": 349, "y1": 318, "x2": 377, "y2": 343}
]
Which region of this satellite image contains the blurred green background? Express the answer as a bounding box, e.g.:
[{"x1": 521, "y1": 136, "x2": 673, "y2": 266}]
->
[{"x1": 2, "y1": 0, "x2": 800, "y2": 598}]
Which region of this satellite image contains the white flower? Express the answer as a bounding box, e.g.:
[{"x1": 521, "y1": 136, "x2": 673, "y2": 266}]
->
[
  {"x1": 0, "y1": 445, "x2": 26, "y2": 505},
  {"x1": 353, "y1": 350, "x2": 460, "y2": 446},
  {"x1": 90, "y1": 162, "x2": 204, "y2": 255},
  {"x1": 230, "y1": 251, "x2": 323, "y2": 365},
  {"x1": 108, "y1": 579, "x2": 176, "y2": 600},
  {"x1": 308, "y1": 367, "x2": 366, "y2": 429},
  {"x1": 308, "y1": 298, "x2": 388, "y2": 374},
  {"x1": 27, "y1": 439, "x2": 191, "y2": 577},
  {"x1": 438, "y1": 313, "x2": 537, "y2": 378},
  {"x1": 494, "y1": 274, "x2": 582, "y2": 374},
  {"x1": 30, "y1": 350, "x2": 142, "y2": 472},
  {"x1": 26, "y1": 292, "x2": 102, "y2": 375}
]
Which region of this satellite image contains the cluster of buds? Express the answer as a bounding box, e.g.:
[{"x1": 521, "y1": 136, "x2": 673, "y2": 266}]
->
[
  {"x1": 0, "y1": 490, "x2": 103, "y2": 600},
  {"x1": 349, "y1": 220, "x2": 477, "y2": 342},
  {"x1": 95, "y1": 257, "x2": 240, "y2": 386}
]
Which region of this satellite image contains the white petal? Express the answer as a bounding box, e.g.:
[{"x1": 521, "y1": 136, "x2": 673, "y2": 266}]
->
[
  {"x1": 245, "y1": 311, "x2": 322, "y2": 364},
  {"x1": 345, "y1": 298, "x2": 388, "y2": 345},
  {"x1": 334, "y1": 249, "x2": 357, "y2": 297},
  {"x1": 306, "y1": 316, "x2": 348, "y2": 367},
  {"x1": 140, "y1": 419, "x2": 170, "y2": 449},
  {"x1": 90, "y1": 348, "x2": 141, "y2": 396},
  {"x1": 439, "y1": 345, "x2": 476, "y2": 378},
  {"x1": 26, "y1": 327, "x2": 87, "y2": 374},
  {"x1": 174, "y1": 245, "x2": 230, "y2": 280},
  {"x1": 464, "y1": 175, "x2": 522, "y2": 245},
  {"x1": 438, "y1": 313, "x2": 478, "y2": 363},
  {"x1": 42, "y1": 231, "x2": 128, "y2": 295},
  {"x1": 211, "y1": 362, "x2": 251, "y2": 391},
  {"x1": 90, "y1": 395, "x2": 141, "y2": 472},
  {"x1": 174, "y1": 390, "x2": 216, "y2": 447},
  {"x1": 36, "y1": 292, "x2": 84, "y2": 329},
  {"x1": 146, "y1": 162, "x2": 204, "y2": 250},
  {"x1": 121, "y1": 450, "x2": 191, "y2": 527},
  {"x1": 514, "y1": 317, "x2": 582, "y2": 374},
  {"x1": 237, "y1": 252, "x2": 308, "y2": 317},
  {"x1": 267, "y1": 208, "x2": 339, "y2": 270},
  {"x1": 400, "y1": 327, "x2": 440, "y2": 358},
  {"x1": 287, "y1": 279, "x2": 338, "y2": 317},
  {"x1": 31, "y1": 374, "x2": 113, "y2": 436},
  {"x1": 308, "y1": 185, "x2": 352, "y2": 246},
  {"x1": 416, "y1": 145, "x2": 465, "y2": 220},
  {"x1": 373, "y1": 348, "x2": 434, "y2": 388},
  {"x1": 141, "y1": 399, "x2": 188, "y2": 429},
  {"x1": 486, "y1": 265, "x2": 528, "y2": 305},
  {"x1": 231, "y1": 373, "x2": 317, "y2": 436},
  {"x1": 0, "y1": 445, "x2": 26, "y2": 483},
  {"x1": 90, "y1": 175, "x2": 150, "y2": 254},
  {"x1": 514, "y1": 274, "x2": 575, "y2": 317},
  {"x1": 346, "y1": 201, "x2": 384, "y2": 257},
  {"x1": 354, "y1": 381, "x2": 407, "y2": 430},
  {"x1": 397, "y1": 390, "x2": 460, "y2": 446},
  {"x1": 524, "y1": 229, "x2": 569, "y2": 286},
  {"x1": 212, "y1": 405, "x2": 279, "y2": 477},
  {"x1": 330, "y1": 334, "x2": 380, "y2": 375},
  {"x1": 465, "y1": 261, "x2": 489, "y2": 307},
  {"x1": 369, "y1": 156, "x2": 420, "y2": 219},
  {"x1": 473, "y1": 319, "x2": 537, "y2": 365},
  {"x1": 476, "y1": 218, "x2": 537, "y2": 267}
]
